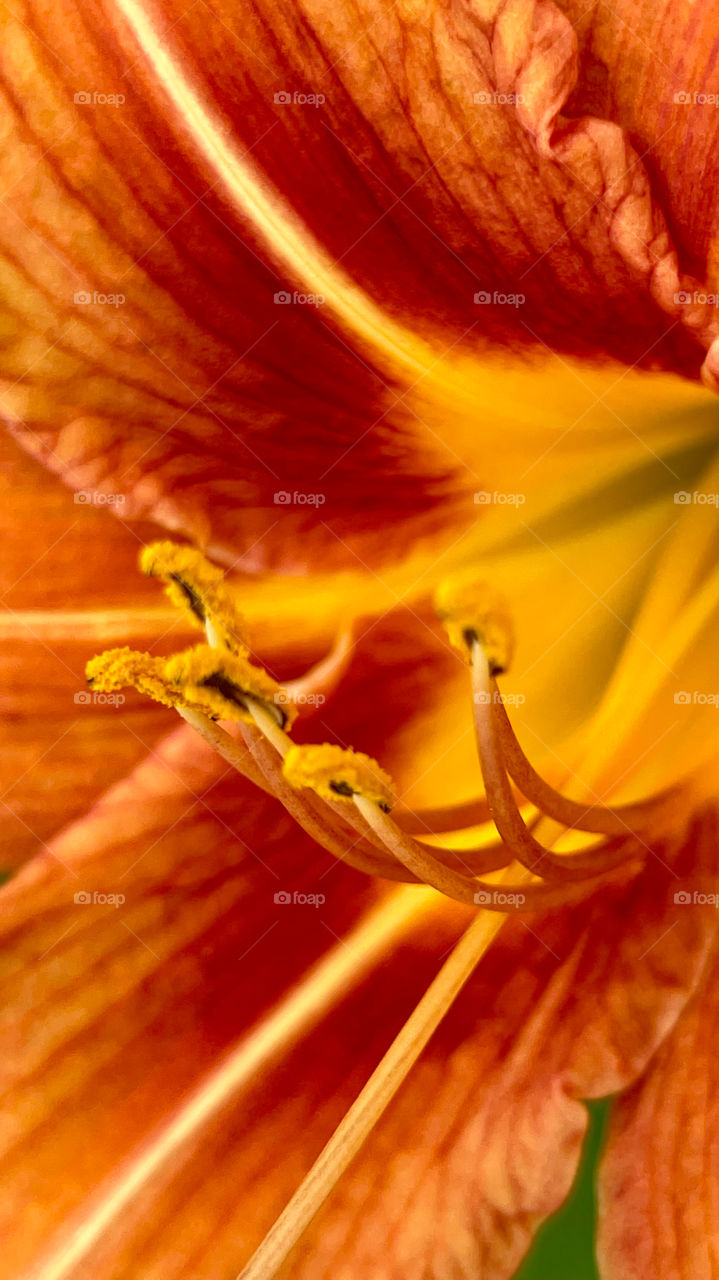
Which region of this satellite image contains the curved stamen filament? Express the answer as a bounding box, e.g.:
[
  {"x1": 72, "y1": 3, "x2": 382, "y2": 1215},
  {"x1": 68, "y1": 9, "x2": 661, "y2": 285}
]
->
[
  {"x1": 491, "y1": 687, "x2": 673, "y2": 836},
  {"x1": 238, "y1": 716, "x2": 512, "y2": 881},
  {"x1": 470, "y1": 646, "x2": 646, "y2": 881},
  {"x1": 393, "y1": 797, "x2": 493, "y2": 835},
  {"x1": 354, "y1": 796, "x2": 638, "y2": 910},
  {"x1": 175, "y1": 708, "x2": 273, "y2": 795},
  {"x1": 240, "y1": 722, "x2": 419, "y2": 883}
]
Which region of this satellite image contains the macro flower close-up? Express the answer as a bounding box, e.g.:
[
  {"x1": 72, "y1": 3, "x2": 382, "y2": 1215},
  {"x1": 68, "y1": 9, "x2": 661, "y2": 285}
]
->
[{"x1": 2, "y1": 0, "x2": 719, "y2": 1277}]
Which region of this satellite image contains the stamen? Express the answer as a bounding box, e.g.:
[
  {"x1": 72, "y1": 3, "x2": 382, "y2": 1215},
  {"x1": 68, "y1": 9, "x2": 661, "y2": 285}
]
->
[
  {"x1": 435, "y1": 576, "x2": 667, "y2": 845},
  {"x1": 245, "y1": 698, "x2": 292, "y2": 758},
  {"x1": 353, "y1": 794, "x2": 492, "y2": 905},
  {"x1": 140, "y1": 541, "x2": 248, "y2": 654},
  {"x1": 165, "y1": 645, "x2": 297, "y2": 730},
  {"x1": 434, "y1": 577, "x2": 514, "y2": 672},
  {"x1": 491, "y1": 689, "x2": 672, "y2": 837},
  {"x1": 282, "y1": 743, "x2": 395, "y2": 812},
  {"x1": 353, "y1": 795, "x2": 636, "y2": 908},
  {"x1": 470, "y1": 643, "x2": 641, "y2": 880},
  {"x1": 241, "y1": 724, "x2": 416, "y2": 883},
  {"x1": 250, "y1": 738, "x2": 508, "y2": 880},
  {"x1": 175, "y1": 707, "x2": 274, "y2": 797},
  {"x1": 393, "y1": 797, "x2": 492, "y2": 834},
  {"x1": 85, "y1": 647, "x2": 202, "y2": 713},
  {"x1": 237, "y1": 906, "x2": 508, "y2": 1280}
]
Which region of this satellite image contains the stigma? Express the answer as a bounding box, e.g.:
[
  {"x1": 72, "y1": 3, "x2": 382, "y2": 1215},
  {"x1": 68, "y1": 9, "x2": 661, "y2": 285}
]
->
[{"x1": 87, "y1": 543, "x2": 673, "y2": 914}]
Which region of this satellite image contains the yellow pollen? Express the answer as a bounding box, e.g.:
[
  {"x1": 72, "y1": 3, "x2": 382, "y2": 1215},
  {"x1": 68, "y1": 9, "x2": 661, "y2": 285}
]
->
[
  {"x1": 434, "y1": 577, "x2": 514, "y2": 672},
  {"x1": 139, "y1": 541, "x2": 248, "y2": 654},
  {"x1": 282, "y1": 743, "x2": 395, "y2": 811},
  {"x1": 164, "y1": 644, "x2": 297, "y2": 729},
  {"x1": 85, "y1": 647, "x2": 197, "y2": 711}
]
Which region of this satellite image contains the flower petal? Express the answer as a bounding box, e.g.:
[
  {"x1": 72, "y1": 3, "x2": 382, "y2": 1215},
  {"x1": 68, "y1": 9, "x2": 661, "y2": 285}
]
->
[
  {"x1": 0, "y1": 718, "x2": 400, "y2": 1278},
  {"x1": 0, "y1": 430, "x2": 194, "y2": 868},
  {"x1": 4, "y1": 804, "x2": 715, "y2": 1278},
  {"x1": 2, "y1": 0, "x2": 718, "y2": 567},
  {"x1": 598, "y1": 892, "x2": 719, "y2": 1277}
]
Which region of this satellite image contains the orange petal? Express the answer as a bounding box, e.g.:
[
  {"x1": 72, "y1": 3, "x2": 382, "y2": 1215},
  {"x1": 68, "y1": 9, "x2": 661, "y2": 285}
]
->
[
  {"x1": 0, "y1": 718, "x2": 396, "y2": 1278},
  {"x1": 2, "y1": 0, "x2": 718, "y2": 570},
  {"x1": 0, "y1": 431, "x2": 196, "y2": 868},
  {"x1": 597, "y1": 863, "x2": 719, "y2": 1277},
  {"x1": 3, "y1": 805, "x2": 716, "y2": 1278},
  {"x1": 229, "y1": 816, "x2": 718, "y2": 1279}
]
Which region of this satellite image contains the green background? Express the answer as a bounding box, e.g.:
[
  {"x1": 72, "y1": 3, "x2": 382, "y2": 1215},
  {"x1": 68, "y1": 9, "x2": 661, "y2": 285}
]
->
[{"x1": 513, "y1": 1100, "x2": 609, "y2": 1279}]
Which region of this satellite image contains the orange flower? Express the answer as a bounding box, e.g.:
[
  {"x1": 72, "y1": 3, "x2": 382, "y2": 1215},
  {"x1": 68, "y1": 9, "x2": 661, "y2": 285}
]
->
[{"x1": 2, "y1": 1, "x2": 719, "y2": 1278}]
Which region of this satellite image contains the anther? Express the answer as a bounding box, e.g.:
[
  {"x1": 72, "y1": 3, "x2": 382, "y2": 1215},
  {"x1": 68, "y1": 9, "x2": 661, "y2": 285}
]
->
[
  {"x1": 282, "y1": 744, "x2": 395, "y2": 812},
  {"x1": 434, "y1": 577, "x2": 514, "y2": 672},
  {"x1": 140, "y1": 541, "x2": 248, "y2": 654},
  {"x1": 86, "y1": 647, "x2": 201, "y2": 712},
  {"x1": 165, "y1": 644, "x2": 297, "y2": 730}
]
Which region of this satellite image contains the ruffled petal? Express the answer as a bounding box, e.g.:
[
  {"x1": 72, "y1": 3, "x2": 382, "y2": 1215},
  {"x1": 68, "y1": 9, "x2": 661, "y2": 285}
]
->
[{"x1": 598, "y1": 926, "x2": 719, "y2": 1278}]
